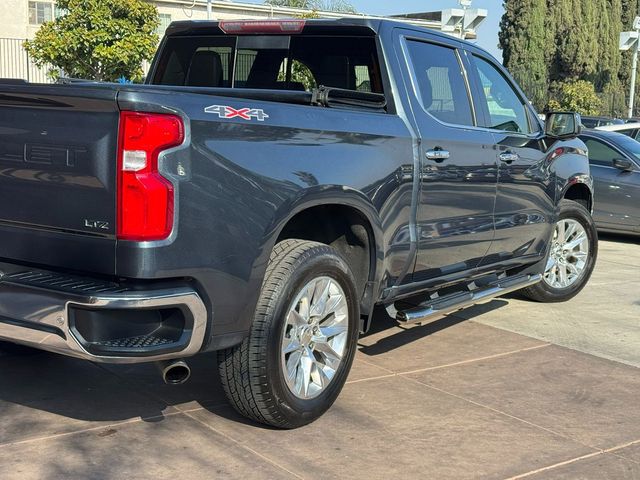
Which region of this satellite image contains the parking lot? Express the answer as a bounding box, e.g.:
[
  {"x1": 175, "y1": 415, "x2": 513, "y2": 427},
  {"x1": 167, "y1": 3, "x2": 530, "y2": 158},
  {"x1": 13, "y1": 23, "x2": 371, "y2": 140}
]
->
[{"x1": 0, "y1": 235, "x2": 638, "y2": 480}]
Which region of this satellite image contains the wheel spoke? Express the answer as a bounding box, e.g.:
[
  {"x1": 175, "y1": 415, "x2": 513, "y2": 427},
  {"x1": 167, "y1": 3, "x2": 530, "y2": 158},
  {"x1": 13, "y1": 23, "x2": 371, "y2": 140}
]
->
[
  {"x1": 556, "y1": 221, "x2": 566, "y2": 243},
  {"x1": 314, "y1": 340, "x2": 343, "y2": 365},
  {"x1": 544, "y1": 256, "x2": 556, "y2": 273},
  {"x1": 287, "y1": 309, "x2": 307, "y2": 328},
  {"x1": 319, "y1": 324, "x2": 347, "y2": 339},
  {"x1": 558, "y1": 264, "x2": 568, "y2": 286},
  {"x1": 300, "y1": 348, "x2": 314, "y2": 396},
  {"x1": 310, "y1": 278, "x2": 331, "y2": 317},
  {"x1": 286, "y1": 349, "x2": 302, "y2": 382},
  {"x1": 564, "y1": 233, "x2": 587, "y2": 251},
  {"x1": 563, "y1": 221, "x2": 577, "y2": 242},
  {"x1": 283, "y1": 338, "x2": 301, "y2": 355}
]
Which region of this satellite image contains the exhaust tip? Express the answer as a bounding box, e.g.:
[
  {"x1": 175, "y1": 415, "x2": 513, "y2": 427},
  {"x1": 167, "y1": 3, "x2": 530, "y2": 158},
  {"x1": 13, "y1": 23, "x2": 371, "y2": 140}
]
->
[{"x1": 160, "y1": 360, "x2": 191, "y2": 385}]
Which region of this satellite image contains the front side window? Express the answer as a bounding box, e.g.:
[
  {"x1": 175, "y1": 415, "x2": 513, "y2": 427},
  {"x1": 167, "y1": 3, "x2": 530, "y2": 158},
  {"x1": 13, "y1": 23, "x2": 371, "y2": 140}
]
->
[
  {"x1": 472, "y1": 55, "x2": 533, "y2": 134},
  {"x1": 406, "y1": 40, "x2": 474, "y2": 126},
  {"x1": 582, "y1": 138, "x2": 620, "y2": 167},
  {"x1": 29, "y1": 1, "x2": 53, "y2": 25}
]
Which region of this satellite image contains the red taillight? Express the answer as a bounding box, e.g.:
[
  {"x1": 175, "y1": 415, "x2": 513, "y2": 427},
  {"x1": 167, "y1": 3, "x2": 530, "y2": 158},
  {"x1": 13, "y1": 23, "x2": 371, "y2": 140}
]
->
[
  {"x1": 219, "y1": 19, "x2": 306, "y2": 34},
  {"x1": 117, "y1": 111, "x2": 184, "y2": 241}
]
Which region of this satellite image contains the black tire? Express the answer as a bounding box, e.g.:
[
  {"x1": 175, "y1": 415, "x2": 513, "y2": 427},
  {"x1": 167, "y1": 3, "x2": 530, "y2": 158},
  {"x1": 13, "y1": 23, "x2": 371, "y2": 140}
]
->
[
  {"x1": 520, "y1": 199, "x2": 598, "y2": 303},
  {"x1": 218, "y1": 239, "x2": 360, "y2": 429}
]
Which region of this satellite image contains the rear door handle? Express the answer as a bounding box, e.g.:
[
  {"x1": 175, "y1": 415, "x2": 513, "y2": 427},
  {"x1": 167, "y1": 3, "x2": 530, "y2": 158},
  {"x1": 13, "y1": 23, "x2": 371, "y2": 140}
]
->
[
  {"x1": 425, "y1": 148, "x2": 450, "y2": 162},
  {"x1": 499, "y1": 152, "x2": 519, "y2": 164}
]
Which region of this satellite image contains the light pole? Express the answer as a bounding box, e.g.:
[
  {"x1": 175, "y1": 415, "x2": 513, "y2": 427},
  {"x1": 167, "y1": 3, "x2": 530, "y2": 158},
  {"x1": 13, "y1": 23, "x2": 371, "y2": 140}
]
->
[
  {"x1": 458, "y1": 0, "x2": 472, "y2": 39},
  {"x1": 620, "y1": 16, "x2": 640, "y2": 118},
  {"x1": 207, "y1": 0, "x2": 212, "y2": 20}
]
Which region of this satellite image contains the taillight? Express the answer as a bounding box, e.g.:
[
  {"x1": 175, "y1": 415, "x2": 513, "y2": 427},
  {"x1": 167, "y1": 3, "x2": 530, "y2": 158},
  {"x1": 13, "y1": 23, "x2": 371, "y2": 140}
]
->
[{"x1": 117, "y1": 111, "x2": 184, "y2": 241}]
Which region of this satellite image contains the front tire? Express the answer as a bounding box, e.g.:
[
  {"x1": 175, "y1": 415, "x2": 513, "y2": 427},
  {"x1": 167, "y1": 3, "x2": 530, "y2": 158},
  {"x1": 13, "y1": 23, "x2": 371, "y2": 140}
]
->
[
  {"x1": 521, "y1": 199, "x2": 598, "y2": 302},
  {"x1": 218, "y1": 239, "x2": 360, "y2": 428}
]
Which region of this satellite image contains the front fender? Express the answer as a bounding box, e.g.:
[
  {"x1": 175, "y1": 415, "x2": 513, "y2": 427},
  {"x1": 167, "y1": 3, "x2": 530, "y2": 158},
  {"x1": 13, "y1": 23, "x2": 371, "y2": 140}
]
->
[{"x1": 549, "y1": 139, "x2": 593, "y2": 212}]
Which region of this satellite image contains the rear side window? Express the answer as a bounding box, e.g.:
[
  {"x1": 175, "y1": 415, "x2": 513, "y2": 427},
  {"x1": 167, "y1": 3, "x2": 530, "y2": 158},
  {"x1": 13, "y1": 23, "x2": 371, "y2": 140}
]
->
[
  {"x1": 406, "y1": 40, "x2": 474, "y2": 126},
  {"x1": 152, "y1": 35, "x2": 383, "y2": 94}
]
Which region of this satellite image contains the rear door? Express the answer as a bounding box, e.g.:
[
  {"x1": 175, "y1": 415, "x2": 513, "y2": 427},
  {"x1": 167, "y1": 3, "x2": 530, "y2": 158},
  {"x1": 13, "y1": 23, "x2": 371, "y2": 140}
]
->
[
  {"x1": 395, "y1": 31, "x2": 497, "y2": 283},
  {"x1": 465, "y1": 52, "x2": 555, "y2": 267}
]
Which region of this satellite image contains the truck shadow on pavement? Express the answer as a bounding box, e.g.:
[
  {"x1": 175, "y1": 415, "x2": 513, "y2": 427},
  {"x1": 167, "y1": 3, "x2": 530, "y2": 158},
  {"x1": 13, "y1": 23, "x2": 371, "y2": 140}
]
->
[
  {"x1": 357, "y1": 299, "x2": 509, "y2": 357},
  {"x1": 0, "y1": 298, "x2": 510, "y2": 431}
]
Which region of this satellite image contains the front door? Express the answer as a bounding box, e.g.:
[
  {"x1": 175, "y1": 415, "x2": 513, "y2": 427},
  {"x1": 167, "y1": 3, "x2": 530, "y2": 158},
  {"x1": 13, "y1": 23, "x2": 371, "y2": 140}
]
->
[
  {"x1": 582, "y1": 135, "x2": 640, "y2": 230},
  {"x1": 397, "y1": 34, "x2": 498, "y2": 283},
  {"x1": 465, "y1": 52, "x2": 555, "y2": 266}
]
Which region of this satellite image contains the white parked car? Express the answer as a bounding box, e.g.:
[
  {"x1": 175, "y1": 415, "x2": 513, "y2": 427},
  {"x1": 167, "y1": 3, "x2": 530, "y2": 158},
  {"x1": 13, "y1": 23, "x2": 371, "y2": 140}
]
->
[{"x1": 595, "y1": 122, "x2": 640, "y2": 141}]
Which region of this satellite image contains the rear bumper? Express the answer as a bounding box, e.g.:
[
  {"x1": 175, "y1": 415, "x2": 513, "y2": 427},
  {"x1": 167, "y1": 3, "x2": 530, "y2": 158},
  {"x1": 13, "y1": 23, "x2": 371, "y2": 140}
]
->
[{"x1": 0, "y1": 269, "x2": 207, "y2": 364}]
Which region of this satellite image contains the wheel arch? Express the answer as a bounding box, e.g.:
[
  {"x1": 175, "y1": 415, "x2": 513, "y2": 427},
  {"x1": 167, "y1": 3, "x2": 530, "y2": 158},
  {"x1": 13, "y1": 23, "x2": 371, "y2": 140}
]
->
[{"x1": 261, "y1": 188, "x2": 385, "y2": 332}]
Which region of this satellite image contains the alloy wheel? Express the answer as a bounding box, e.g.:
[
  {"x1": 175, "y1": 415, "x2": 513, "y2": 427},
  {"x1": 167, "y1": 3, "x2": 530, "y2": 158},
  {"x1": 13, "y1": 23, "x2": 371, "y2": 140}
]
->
[
  {"x1": 281, "y1": 276, "x2": 349, "y2": 400},
  {"x1": 543, "y1": 219, "x2": 590, "y2": 289}
]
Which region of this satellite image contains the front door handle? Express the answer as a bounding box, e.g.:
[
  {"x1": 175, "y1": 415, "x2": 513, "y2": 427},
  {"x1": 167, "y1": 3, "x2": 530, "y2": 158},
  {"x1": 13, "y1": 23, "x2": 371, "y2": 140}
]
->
[
  {"x1": 426, "y1": 148, "x2": 450, "y2": 163},
  {"x1": 499, "y1": 152, "x2": 519, "y2": 164}
]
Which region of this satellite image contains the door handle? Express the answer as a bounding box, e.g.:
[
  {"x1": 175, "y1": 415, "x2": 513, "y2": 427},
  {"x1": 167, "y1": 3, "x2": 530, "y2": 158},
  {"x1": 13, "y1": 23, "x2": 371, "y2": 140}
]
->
[
  {"x1": 426, "y1": 148, "x2": 450, "y2": 162},
  {"x1": 499, "y1": 152, "x2": 519, "y2": 164}
]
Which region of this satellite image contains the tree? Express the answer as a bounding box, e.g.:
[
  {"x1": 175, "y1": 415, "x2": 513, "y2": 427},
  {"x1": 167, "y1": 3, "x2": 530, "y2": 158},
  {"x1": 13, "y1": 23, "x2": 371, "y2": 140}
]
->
[
  {"x1": 499, "y1": 0, "x2": 549, "y2": 109},
  {"x1": 24, "y1": 0, "x2": 159, "y2": 82},
  {"x1": 265, "y1": 0, "x2": 356, "y2": 13},
  {"x1": 500, "y1": 0, "x2": 633, "y2": 116}
]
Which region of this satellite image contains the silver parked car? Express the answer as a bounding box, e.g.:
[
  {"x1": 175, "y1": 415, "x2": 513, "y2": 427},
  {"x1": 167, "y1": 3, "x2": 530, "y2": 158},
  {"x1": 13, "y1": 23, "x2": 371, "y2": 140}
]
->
[{"x1": 580, "y1": 130, "x2": 640, "y2": 235}]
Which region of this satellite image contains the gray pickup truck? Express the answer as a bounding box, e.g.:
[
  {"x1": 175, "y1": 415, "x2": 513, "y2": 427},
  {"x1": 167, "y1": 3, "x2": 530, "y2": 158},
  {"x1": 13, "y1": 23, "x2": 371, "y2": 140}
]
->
[{"x1": 0, "y1": 18, "x2": 597, "y2": 428}]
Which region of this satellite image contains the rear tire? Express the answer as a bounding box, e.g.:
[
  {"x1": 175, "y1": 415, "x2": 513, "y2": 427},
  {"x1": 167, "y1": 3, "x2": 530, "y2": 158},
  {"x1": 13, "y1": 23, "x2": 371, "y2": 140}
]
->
[
  {"x1": 218, "y1": 239, "x2": 360, "y2": 428},
  {"x1": 521, "y1": 199, "x2": 597, "y2": 302}
]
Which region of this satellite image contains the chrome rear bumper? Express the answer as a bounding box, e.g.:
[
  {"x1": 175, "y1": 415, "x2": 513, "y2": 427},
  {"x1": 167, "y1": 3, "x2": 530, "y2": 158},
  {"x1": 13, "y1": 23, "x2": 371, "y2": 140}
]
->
[{"x1": 0, "y1": 270, "x2": 207, "y2": 364}]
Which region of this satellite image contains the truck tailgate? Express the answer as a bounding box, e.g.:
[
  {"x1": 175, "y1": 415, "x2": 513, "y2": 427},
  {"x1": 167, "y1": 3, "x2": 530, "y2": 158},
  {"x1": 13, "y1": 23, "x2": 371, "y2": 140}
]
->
[{"x1": 0, "y1": 85, "x2": 119, "y2": 274}]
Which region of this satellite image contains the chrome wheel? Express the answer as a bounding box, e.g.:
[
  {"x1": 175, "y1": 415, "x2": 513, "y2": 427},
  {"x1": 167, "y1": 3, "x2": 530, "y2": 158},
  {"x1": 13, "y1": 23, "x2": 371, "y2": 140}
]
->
[
  {"x1": 543, "y1": 219, "x2": 590, "y2": 289},
  {"x1": 281, "y1": 276, "x2": 349, "y2": 400}
]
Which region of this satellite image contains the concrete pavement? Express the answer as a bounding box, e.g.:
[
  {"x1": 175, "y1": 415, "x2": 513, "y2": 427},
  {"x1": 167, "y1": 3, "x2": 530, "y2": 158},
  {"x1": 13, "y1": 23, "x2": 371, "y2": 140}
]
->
[{"x1": 0, "y1": 235, "x2": 638, "y2": 479}]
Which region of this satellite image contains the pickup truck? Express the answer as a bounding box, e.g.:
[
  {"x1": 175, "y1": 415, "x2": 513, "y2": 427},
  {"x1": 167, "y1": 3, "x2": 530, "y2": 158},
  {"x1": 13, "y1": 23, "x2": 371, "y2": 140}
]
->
[{"x1": 0, "y1": 18, "x2": 597, "y2": 429}]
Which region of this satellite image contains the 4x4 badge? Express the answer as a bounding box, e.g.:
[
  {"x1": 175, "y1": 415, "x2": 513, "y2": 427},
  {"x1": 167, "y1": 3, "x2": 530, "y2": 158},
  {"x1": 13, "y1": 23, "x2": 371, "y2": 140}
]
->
[{"x1": 204, "y1": 105, "x2": 269, "y2": 121}]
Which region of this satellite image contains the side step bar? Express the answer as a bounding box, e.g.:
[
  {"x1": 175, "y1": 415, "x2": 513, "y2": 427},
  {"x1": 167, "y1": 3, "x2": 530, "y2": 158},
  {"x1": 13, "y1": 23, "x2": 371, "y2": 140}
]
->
[{"x1": 396, "y1": 274, "x2": 542, "y2": 325}]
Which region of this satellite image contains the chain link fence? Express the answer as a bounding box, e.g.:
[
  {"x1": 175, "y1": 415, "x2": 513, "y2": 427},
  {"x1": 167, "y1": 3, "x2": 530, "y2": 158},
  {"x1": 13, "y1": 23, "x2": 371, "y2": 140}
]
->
[{"x1": 0, "y1": 38, "x2": 54, "y2": 83}]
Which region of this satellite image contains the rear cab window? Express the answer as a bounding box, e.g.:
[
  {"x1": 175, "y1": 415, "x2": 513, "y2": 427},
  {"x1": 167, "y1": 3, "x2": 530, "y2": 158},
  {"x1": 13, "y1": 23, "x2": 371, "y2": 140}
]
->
[{"x1": 151, "y1": 34, "x2": 384, "y2": 95}]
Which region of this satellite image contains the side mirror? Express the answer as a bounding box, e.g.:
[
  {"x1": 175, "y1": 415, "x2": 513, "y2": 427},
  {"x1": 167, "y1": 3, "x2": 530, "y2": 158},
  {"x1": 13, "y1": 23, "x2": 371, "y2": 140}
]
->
[
  {"x1": 613, "y1": 157, "x2": 633, "y2": 171},
  {"x1": 545, "y1": 112, "x2": 582, "y2": 139}
]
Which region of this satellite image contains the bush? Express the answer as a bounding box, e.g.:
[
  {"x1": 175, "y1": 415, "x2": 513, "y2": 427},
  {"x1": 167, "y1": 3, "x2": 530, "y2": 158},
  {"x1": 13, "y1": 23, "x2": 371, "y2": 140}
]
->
[
  {"x1": 24, "y1": 0, "x2": 159, "y2": 82},
  {"x1": 547, "y1": 80, "x2": 602, "y2": 115}
]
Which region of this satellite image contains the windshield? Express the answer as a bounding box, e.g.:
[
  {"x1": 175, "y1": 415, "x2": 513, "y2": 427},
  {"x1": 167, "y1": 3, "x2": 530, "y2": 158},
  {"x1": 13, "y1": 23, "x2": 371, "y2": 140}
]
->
[{"x1": 151, "y1": 35, "x2": 383, "y2": 94}]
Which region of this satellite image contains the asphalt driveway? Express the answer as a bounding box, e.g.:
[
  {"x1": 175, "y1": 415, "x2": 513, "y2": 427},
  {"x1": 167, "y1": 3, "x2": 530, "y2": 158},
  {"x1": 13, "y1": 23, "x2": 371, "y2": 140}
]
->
[{"x1": 0, "y1": 234, "x2": 638, "y2": 479}]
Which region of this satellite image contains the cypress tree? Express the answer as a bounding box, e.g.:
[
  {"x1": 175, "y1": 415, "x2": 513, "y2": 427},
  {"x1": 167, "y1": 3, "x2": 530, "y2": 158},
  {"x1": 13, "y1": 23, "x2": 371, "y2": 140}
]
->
[{"x1": 499, "y1": 0, "x2": 549, "y2": 108}]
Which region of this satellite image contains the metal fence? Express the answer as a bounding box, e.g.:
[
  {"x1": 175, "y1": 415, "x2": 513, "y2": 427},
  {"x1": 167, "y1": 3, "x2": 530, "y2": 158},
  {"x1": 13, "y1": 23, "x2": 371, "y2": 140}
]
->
[{"x1": 0, "y1": 38, "x2": 54, "y2": 83}]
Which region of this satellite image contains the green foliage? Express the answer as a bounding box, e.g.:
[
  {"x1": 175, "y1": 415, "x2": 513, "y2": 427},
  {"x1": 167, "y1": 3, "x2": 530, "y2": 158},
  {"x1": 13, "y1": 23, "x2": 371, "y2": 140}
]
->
[
  {"x1": 499, "y1": 0, "x2": 635, "y2": 115},
  {"x1": 24, "y1": 0, "x2": 159, "y2": 82},
  {"x1": 265, "y1": 0, "x2": 356, "y2": 13},
  {"x1": 549, "y1": 80, "x2": 602, "y2": 115}
]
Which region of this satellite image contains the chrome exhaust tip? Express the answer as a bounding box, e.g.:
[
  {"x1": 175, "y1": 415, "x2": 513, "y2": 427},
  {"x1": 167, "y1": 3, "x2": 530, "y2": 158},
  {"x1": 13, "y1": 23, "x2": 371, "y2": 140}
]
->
[{"x1": 159, "y1": 360, "x2": 191, "y2": 385}]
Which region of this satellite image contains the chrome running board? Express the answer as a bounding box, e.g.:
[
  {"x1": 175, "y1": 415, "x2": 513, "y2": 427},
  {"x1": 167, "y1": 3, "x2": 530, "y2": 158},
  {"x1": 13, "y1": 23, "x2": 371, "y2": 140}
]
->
[{"x1": 396, "y1": 274, "x2": 542, "y2": 325}]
